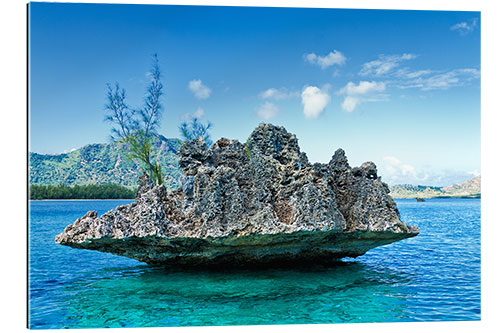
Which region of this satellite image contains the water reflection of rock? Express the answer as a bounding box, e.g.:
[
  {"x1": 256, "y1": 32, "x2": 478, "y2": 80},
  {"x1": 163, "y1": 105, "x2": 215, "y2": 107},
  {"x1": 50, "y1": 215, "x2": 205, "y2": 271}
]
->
[{"x1": 63, "y1": 262, "x2": 412, "y2": 327}]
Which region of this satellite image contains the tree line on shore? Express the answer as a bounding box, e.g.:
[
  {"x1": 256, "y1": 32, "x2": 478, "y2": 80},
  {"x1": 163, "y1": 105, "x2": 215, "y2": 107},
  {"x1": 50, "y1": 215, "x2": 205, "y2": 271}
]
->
[{"x1": 30, "y1": 184, "x2": 136, "y2": 200}]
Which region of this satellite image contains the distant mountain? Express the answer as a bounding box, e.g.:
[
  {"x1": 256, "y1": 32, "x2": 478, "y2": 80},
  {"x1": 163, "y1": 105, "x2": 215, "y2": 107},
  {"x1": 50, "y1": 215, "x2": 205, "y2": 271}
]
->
[
  {"x1": 29, "y1": 135, "x2": 183, "y2": 190},
  {"x1": 442, "y1": 176, "x2": 481, "y2": 196},
  {"x1": 390, "y1": 176, "x2": 481, "y2": 199}
]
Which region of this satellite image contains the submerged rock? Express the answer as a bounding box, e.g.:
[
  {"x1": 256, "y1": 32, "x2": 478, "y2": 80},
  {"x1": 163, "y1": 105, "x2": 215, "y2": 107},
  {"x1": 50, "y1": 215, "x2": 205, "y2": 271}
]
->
[{"x1": 56, "y1": 124, "x2": 418, "y2": 267}]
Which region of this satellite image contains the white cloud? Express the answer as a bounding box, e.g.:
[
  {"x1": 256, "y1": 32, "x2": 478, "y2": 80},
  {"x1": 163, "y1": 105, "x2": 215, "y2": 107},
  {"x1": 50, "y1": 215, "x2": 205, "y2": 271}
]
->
[
  {"x1": 260, "y1": 88, "x2": 281, "y2": 99},
  {"x1": 61, "y1": 148, "x2": 77, "y2": 154},
  {"x1": 256, "y1": 101, "x2": 280, "y2": 120},
  {"x1": 396, "y1": 69, "x2": 433, "y2": 79},
  {"x1": 360, "y1": 53, "x2": 479, "y2": 91},
  {"x1": 188, "y1": 79, "x2": 211, "y2": 99},
  {"x1": 400, "y1": 164, "x2": 416, "y2": 175},
  {"x1": 193, "y1": 107, "x2": 205, "y2": 119},
  {"x1": 397, "y1": 68, "x2": 480, "y2": 91},
  {"x1": 359, "y1": 54, "x2": 416, "y2": 77},
  {"x1": 339, "y1": 81, "x2": 386, "y2": 95},
  {"x1": 359, "y1": 53, "x2": 479, "y2": 92},
  {"x1": 468, "y1": 170, "x2": 480, "y2": 177},
  {"x1": 380, "y1": 155, "x2": 421, "y2": 184},
  {"x1": 301, "y1": 86, "x2": 331, "y2": 119},
  {"x1": 420, "y1": 72, "x2": 459, "y2": 90},
  {"x1": 259, "y1": 88, "x2": 299, "y2": 100},
  {"x1": 338, "y1": 81, "x2": 387, "y2": 112},
  {"x1": 305, "y1": 50, "x2": 346, "y2": 69},
  {"x1": 380, "y1": 155, "x2": 478, "y2": 186},
  {"x1": 341, "y1": 96, "x2": 359, "y2": 113},
  {"x1": 383, "y1": 156, "x2": 401, "y2": 165},
  {"x1": 181, "y1": 107, "x2": 206, "y2": 121},
  {"x1": 450, "y1": 18, "x2": 478, "y2": 35}
]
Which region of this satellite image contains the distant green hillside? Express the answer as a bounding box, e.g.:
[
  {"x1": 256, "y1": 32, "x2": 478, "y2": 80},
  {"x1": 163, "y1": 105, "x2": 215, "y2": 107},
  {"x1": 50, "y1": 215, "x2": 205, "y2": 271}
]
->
[
  {"x1": 390, "y1": 176, "x2": 481, "y2": 199},
  {"x1": 29, "y1": 135, "x2": 183, "y2": 190}
]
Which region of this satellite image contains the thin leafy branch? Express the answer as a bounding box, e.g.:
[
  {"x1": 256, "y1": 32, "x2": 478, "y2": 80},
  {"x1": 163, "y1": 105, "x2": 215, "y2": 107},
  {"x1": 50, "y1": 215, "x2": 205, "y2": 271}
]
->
[
  {"x1": 179, "y1": 117, "x2": 213, "y2": 146},
  {"x1": 104, "y1": 54, "x2": 165, "y2": 185},
  {"x1": 104, "y1": 83, "x2": 137, "y2": 140},
  {"x1": 140, "y1": 54, "x2": 163, "y2": 138},
  {"x1": 124, "y1": 130, "x2": 164, "y2": 185}
]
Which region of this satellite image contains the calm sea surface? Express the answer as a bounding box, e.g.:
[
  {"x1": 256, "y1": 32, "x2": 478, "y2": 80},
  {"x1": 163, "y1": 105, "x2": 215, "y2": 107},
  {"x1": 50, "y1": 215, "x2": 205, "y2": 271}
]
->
[{"x1": 28, "y1": 198, "x2": 480, "y2": 329}]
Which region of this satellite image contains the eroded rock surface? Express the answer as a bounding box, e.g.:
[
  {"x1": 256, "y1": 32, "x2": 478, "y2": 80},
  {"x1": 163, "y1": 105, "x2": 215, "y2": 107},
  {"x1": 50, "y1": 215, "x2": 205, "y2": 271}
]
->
[{"x1": 56, "y1": 124, "x2": 418, "y2": 267}]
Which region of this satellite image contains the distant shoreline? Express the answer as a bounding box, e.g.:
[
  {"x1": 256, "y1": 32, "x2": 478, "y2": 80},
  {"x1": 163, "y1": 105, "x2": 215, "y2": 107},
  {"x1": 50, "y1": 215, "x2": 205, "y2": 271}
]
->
[
  {"x1": 29, "y1": 183, "x2": 137, "y2": 200},
  {"x1": 392, "y1": 195, "x2": 480, "y2": 200},
  {"x1": 29, "y1": 197, "x2": 481, "y2": 202},
  {"x1": 29, "y1": 199, "x2": 134, "y2": 202}
]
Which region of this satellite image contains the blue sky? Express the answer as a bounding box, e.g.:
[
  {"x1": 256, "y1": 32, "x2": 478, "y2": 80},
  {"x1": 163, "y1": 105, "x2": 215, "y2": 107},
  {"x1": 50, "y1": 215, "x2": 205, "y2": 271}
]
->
[{"x1": 28, "y1": 2, "x2": 480, "y2": 186}]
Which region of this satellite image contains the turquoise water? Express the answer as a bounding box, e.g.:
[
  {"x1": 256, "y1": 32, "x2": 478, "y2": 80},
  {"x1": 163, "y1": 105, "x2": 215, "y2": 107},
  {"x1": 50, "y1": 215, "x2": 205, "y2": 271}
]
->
[{"x1": 28, "y1": 199, "x2": 480, "y2": 329}]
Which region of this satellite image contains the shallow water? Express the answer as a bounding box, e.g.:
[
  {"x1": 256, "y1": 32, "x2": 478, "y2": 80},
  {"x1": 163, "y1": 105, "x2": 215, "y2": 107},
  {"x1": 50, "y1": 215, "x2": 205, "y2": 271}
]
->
[{"x1": 28, "y1": 198, "x2": 480, "y2": 328}]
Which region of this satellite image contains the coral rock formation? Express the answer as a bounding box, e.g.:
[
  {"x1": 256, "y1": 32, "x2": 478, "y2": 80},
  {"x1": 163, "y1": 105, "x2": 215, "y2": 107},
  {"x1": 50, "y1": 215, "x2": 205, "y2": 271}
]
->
[{"x1": 56, "y1": 124, "x2": 418, "y2": 267}]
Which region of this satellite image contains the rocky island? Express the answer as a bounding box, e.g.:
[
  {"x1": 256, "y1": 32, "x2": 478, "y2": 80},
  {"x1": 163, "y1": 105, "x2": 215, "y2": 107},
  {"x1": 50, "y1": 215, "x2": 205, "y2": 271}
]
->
[{"x1": 56, "y1": 124, "x2": 419, "y2": 267}]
